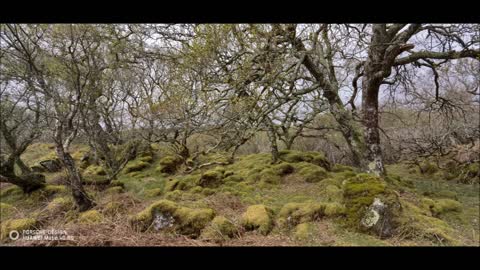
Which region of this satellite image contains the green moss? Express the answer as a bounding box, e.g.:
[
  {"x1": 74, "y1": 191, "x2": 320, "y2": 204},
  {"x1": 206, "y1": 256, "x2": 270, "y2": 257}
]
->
[
  {"x1": 431, "y1": 199, "x2": 462, "y2": 216},
  {"x1": 129, "y1": 199, "x2": 215, "y2": 237},
  {"x1": 241, "y1": 204, "x2": 274, "y2": 235},
  {"x1": 103, "y1": 201, "x2": 124, "y2": 215},
  {"x1": 259, "y1": 168, "x2": 282, "y2": 185},
  {"x1": 340, "y1": 171, "x2": 359, "y2": 180},
  {"x1": 278, "y1": 202, "x2": 326, "y2": 228},
  {"x1": 298, "y1": 165, "x2": 328, "y2": 183},
  {"x1": 466, "y1": 162, "x2": 479, "y2": 177},
  {"x1": 1, "y1": 218, "x2": 37, "y2": 240},
  {"x1": 342, "y1": 174, "x2": 389, "y2": 226},
  {"x1": 293, "y1": 222, "x2": 316, "y2": 241},
  {"x1": 224, "y1": 175, "x2": 244, "y2": 183},
  {"x1": 310, "y1": 155, "x2": 331, "y2": 171},
  {"x1": 105, "y1": 186, "x2": 124, "y2": 194},
  {"x1": 29, "y1": 185, "x2": 68, "y2": 201},
  {"x1": 201, "y1": 188, "x2": 216, "y2": 196},
  {"x1": 46, "y1": 197, "x2": 73, "y2": 213},
  {"x1": 82, "y1": 175, "x2": 111, "y2": 185},
  {"x1": 279, "y1": 150, "x2": 331, "y2": 170},
  {"x1": 157, "y1": 156, "x2": 182, "y2": 174},
  {"x1": 198, "y1": 169, "x2": 224, "y2": 188},
  {"x1": 200, "y1": 216, "x2": 238, "y2": 241},
  {"x1": 164, "y1": 178, "x2": 180, "y2": 192},
  {"x1": 319, "y1": 177, "x2": 343, "y2": 188},
  {"x1": 0, "y1": 203, "x2": 15, "y2": 220},
  {"x1": 83, "y1": 165, "x2": 106, "y2": 176},
  {"x1": 324, "y1": 185, "x2": 343, "y2": 202},
  {"x1": 324, "y1": 202, "x2": 346, "y2": 217},
  {"x1": 420, "y1": 197, "x2": 436, "y2": 213},
  {"x1": 424, "y1": 190, "x2": 458, "y2": 200},
  {"x1": 397, "y1": 201, "x2": 458, "y2": 245},
  {"x1": 78, "y1": 210, "x2": 104, "y2": 224},
  {"x1": 139, "y1": 155, "x2": 154, "y2": 163},
  {"x1": 144, "y1": 188, "x2": 163, "y2": 198},
  {"x1": 124, "y1": 160, "x2": 150, "y2": 173},
  {"x1": 279, "y1": 150, "x2": 305, "y2": 163},
  {"x1": 43, "y1": 185, "x2": 67, "y2": 195},
  {"x1": 190, "y1": 186, "x2": 203, "y2": 194},
  {"x1": 271, "y1": 163, "x2": 295, "y2": 175},
  {"x1": 176, "y1": 175, "x2": 199, "y2": 191},
  {"x1": 420, "y1": 162, "x2": 438, "y2": 175},
  {"x1": 332, "y1": 164, "x2": 356, "y2": 173}
]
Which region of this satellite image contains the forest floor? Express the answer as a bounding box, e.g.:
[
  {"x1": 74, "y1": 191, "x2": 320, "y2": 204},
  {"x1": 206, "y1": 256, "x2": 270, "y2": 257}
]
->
[{"x1": 1, "y1": 143, "x2": 478, "y2": 246}]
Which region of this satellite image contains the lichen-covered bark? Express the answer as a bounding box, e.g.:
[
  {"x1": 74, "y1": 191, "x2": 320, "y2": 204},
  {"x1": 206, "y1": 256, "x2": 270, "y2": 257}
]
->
[{"x1": 266, "y1": 119, "x2": 279, "y2": 163}]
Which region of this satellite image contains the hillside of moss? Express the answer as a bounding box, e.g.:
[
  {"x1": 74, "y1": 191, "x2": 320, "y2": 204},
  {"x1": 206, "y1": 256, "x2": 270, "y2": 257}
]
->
[{"x1": 0, "y1": 143, "x2": 478, "y2": 246}]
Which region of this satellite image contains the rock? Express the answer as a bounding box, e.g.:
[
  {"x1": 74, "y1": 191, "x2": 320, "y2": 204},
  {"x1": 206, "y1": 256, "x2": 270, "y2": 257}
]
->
[
  {"x1": 39, "y1": 159, "x2": 62, "y2": 172},
  {"x1": 129, "y1": 199, "x2": 215, "y2": 238},
  {"x1": 152, "y1": 212, "x2": 175, "y2": 230},
  {"x1": 360, "y1": 198, "x2": 393, "y2": 238}
]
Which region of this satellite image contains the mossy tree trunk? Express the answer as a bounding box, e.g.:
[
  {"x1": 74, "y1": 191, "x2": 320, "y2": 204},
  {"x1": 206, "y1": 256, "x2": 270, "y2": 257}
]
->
[
  {"x1": 0, "y1": 156, "x2": 45, "y2": 193},
  {"x1": 266, "y1": 118, "x2": 280, "y2": 164},
  {"x1": 54, "y1": 120, "x2": 95, "y2": 212},
  {"x1": 55, "y1": 143, "x2": 95, "y2": 212},
  {"x1": 286, "y1": 27, "x2": 365, "y2": 168}
]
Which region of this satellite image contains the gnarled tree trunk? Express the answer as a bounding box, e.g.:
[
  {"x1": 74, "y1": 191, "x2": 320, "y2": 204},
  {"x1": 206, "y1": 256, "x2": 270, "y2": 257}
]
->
[{"x1": 55, "y1": 144, "x2": 94, "y2": 212}]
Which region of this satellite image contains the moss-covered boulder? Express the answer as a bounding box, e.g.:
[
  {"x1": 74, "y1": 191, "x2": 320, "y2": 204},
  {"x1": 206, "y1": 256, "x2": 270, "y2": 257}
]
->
[
  {"x1": 129, "y1": 200, "x2": 215, "y2": 238},
  {"x1": 1, "y1": 218, "x2": 37, "y2": 241},
  {"x1": 200, "y1": 216, "x2": 238, "y2": 241},
  {"x1": 241, "y1": 204, "x2": 274, "y2": 235},
  {"x1": 342, "y1": 174, "x2": 401, "y2": 238},
  {"x1": 78, "y1": 210, "x2": 104, "y2": 224}
]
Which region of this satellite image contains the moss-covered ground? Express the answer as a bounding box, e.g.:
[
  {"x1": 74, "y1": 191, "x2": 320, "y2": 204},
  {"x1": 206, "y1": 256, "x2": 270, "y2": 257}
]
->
[{"x1": 0, "y1": 144, "x2": 478, "y2": 246}]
